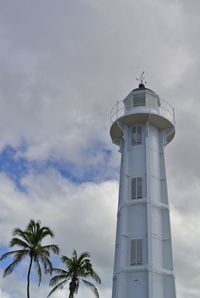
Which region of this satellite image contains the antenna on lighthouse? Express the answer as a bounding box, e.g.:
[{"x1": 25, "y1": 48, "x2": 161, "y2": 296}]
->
[{"x1": 136, "y1": 71, "x2": 147, "y2": 88}]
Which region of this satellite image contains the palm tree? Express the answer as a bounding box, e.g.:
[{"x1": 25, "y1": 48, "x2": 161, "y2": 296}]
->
[
  {"x1": 0, "y1": 219, "x2": 59, "y2": 298},
  {"x1": 47, "y1": 249, "x2": 101, "y2": 298}
]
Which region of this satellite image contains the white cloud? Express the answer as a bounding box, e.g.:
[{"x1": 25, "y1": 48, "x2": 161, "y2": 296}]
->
[
  {"x1": 0, "y1": 172, "x2": 117, "y2": 297},
  {"x1": 171, "y1": 207, "x2": 200, "y2": 298},
  {"x1": 0, "y1": 289, "x2": 10, "y2": 298}
]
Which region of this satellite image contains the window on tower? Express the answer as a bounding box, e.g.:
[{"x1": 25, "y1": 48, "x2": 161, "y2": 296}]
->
[
  {"x1": 133, "y1": 96, "x2": 145, "y2": 107},
  {"x1": 131, "y1": 177, "x2": 142, "y2": 199},
  {"x1": 132, "y1": 126, "x2": 142, "y2": 145},
  {"x1": 131, "y1": 239, "x2": 143, "y2": 265}
]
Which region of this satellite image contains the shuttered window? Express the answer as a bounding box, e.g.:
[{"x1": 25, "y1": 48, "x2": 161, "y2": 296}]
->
[
  {"x1": 132, "y1": 177, "x2": 142, "y2": 199},
  {"x1": 133, "y1": 96, "x2": 145, "y2": 107},
  {"x1": 131, "y1": 239, "x2": 143, "y2": 265},
  {"x1": 132, "y1": 126, "x2": 142, "y2": 145}
]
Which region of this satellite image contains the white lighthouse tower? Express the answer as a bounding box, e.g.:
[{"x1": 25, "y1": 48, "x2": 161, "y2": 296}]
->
[{"x1": 110, "y1": 78, "x2": 176, "y2": 298}]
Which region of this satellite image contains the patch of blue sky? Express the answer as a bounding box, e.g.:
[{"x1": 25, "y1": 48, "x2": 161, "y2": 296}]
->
[
  {"x1": 49, "y1": 147, "x2": 119, "y2": 183},
  {"x1": 0, "y1": 246, "x2": 14, "y2": 270},
  {"x1": 0, "y1": 145, "x2": 33, "y2": 192},
  {"x1": 76, "y1": 139, "x2": 119, "y2": 182},
  {"x1": 0, "y1": 143, "x2": 119, "y2": 191}
]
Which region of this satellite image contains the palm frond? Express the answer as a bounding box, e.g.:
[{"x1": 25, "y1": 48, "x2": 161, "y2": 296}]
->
[
  {"x1": 27, "y1": 219, "x2": 39, "y2": 232},
  {"x1": 49, "y1": 274, "x2": 68, "y2": 287},
  {"x1": 38, "y1": 255, "x2": 52, "y2": 271},
  {"x1": 12, "y1": 228, "x2": 30, "y2": 244},
  {"x1": 78, "y1": 252, "x2": 90, "y2": 264},
  {"x1": 42, "y1": 244, "x2": 59, "y2": 254},
  {"x1": 0, "y1": 249, "x2": 27, "y2": 261},
  {"x1": 61, "y1": 255, "x2": 74, "y2": 272},
  {"x1": 61, "y1": 255, "x2": 71, "y2": 263},
  {"x1": 13, "y1": 228, "x2": 23, "y2": 236},
  {"x1": 87, "y1": 270, "x2": 101, "y2": 284},
  {"x1": 40, "y1": 227, "x2": 54, "y2": 238},
  {"x1": 47, "y1": 280, "x2": 67, "y2": 297},
  {"x1": 36, "y1": 246, "x2": 50, "y2": 257},
  {"x1": 10, "y1": 237, "x2": 30, "y2": 249},
  {"x1": 35, "y1": 260, "x2": 42, "y2": 287},
  {"x1": 46, "y1": 267, "x2": 68, "y2": 275},
  {"x1": 3, "y1": 252, "x2": 28, "y2": 277},
  {"x1": 81, "y1": 279, "x2": 99, "y2": 298}
]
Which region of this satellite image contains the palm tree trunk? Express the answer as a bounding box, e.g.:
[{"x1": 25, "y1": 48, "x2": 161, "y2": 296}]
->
[
  {"x1": 69, "y1": 287, "x2": 74, "y2": 298},
  {"x1": 69, "y1": 280, "x2": 75, "y2": 298},
  {"x1": 27, "y1": 257, "x2": 33, "y2": 298}
]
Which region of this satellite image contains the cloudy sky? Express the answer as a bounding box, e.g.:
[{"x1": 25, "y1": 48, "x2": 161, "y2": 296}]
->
[{"x1": 0, "y1": 0, "x2": 199, "y2": 297}]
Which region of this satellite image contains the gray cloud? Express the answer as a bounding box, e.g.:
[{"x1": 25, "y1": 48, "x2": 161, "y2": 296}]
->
[{"x1": 0, "y1": 0, "x2": 199, "y2": 297}]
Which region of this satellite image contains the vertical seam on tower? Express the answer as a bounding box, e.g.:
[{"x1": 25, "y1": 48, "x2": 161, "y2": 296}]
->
[{"x1": 145, "y1": 121, "x2": 153, "y2": 298}]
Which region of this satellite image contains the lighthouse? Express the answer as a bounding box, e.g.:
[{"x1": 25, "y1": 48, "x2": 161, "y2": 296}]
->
[{"x1": 110, "y1": 78, "x2": 176, "y2": 298}]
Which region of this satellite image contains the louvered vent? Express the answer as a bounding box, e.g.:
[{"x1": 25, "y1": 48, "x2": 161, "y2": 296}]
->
[
  {"x1": 131, "y1": 177, "x2": 142, "y2": 199},
  {"x1": 131, "y1": 239, "x2": 143, "y2": 265}
]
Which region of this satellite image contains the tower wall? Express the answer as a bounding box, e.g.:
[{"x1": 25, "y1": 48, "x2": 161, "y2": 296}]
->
[{"x1": 112, "y1": 120, "x2": 176, "y2": 298}]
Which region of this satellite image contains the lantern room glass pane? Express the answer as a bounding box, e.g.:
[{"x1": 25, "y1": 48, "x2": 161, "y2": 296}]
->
[{"x1": 133, "y1": 96, "x2": 145, "y2": 107}]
